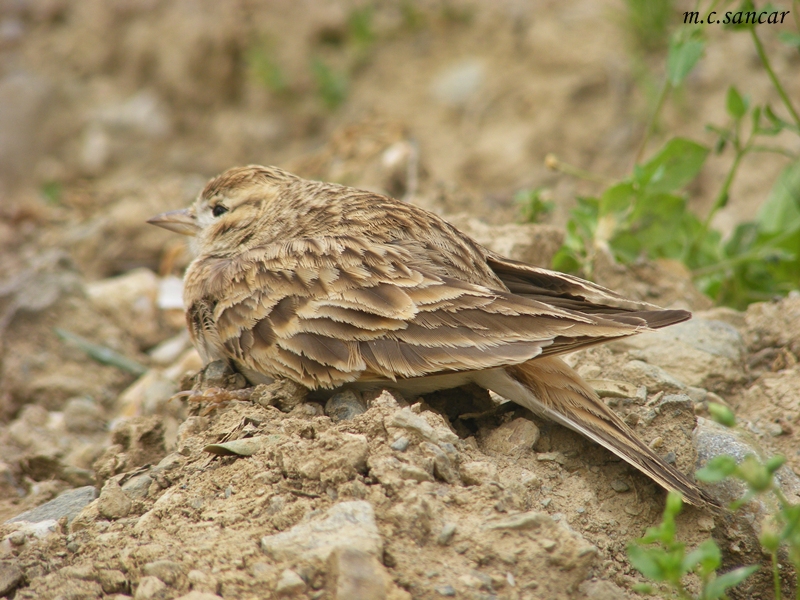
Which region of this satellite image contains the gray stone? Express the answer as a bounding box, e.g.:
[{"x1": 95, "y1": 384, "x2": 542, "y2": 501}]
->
[
  {"x1": 325, "y1": 390, "x2": 367, "y2": 421},
  {"x1": 6, "y1": 485, "x2": 97, "y2": 524},
  {"x1": 435, "y1": 584, "x2": 456, "y2": 596},
  {"x1": 694, "y1": 418, "x2": 800, "y2": 505},
  {"x1": 611, "y1": 318, "x2": 745, "y2": 387},
  {"x1": 390, "y1": 437, "x2": 409, "y2": 452},
  {"x1": 437, "y1": 523, "x2": 457, "y2": 546},
  {"x1": 122, "y1": 473, "x2": 154, "y2": 499},
  {"x1": 261, "y1": 501, "x2": 382, "y2": 562},
  {"x1": 0, "y1": 561, "x2": 23, "y2": 597},
  {"x1": 98, "y1": 481, "x2": 132, "y2": 520},
  {"x1": 330, "y1": 547, "x2": 387, "y2": 600},
  {"x1": 622, "y1": 360, "x2": 687, "y2": 392},
  {"x1": 420, "y1": 442, "x2": 459, "y2": 484}
]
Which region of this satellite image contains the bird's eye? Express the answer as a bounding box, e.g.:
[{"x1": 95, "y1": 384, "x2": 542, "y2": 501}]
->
[{"x1": 211, "y1": 204, "x2": 228, "y2": 217}]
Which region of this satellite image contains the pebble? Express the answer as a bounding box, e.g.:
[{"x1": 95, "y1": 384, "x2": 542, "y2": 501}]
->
[
  {"x1": 0, "y1": 561, "x2": 23, "y2": 596},
  {"x1": 420, "y1": 442, "x2": 459, "y2": 484},
  {"x1": 122, "y1": 473, "x2": 154, "y2": 499},
  {"x1": 7, "y1": 485, "x2": 97, "y2": 524},
  {"x1": 143, "y1": 560, "x2": 185, "y2": 586},
  {"x1": 186, "y1": 570, "x2": 218, "y2": 594},
  {"x1": 134, "y1": 575, "x2": 167, "y2": 600},
  {"x1": 390, "y1": 436, "x2": 409, "y2": 452},
  {"x1": 96, "y1": 569, "x2": 128, "y2": 594},
  {"x1": 330, "y1": 547, "x2": 387, "y2": 600},
  {"x1": 275, "y1": 569, "x2": 306, "y2": 595},
  {"x1": 435, "y1": 584, "x2": 456, "y2": 596},
  {"x1": 388, "y1": 408, "x2": 458, "y2": 445},
  {"x1": 261, "y1": 501, "x2": 382, "y2": 562},
  {"x1": 437, "y1": 523, "x2": 457, "y2": 546},
  {"x1": 63, "y1": 397, "x2": 106, "y2": 433},
  {"x1": 325, "y1": 390, "x2": 367, "y2": 421},
  {"x1": 97, "y1": 481, "x2": 132, "y2": 520},
  {"x1": 622, "y1": 360, "x2": 687, "y2": 392},
  {"x1": 610, "y1": 480, "x2": 630, "y2": 493},
  {"x1": 482, "y1": 418, "x2": 539, "y2": 455},
  {"x1": 459, "y1": 461, "x2": 497, "y2": 486}
]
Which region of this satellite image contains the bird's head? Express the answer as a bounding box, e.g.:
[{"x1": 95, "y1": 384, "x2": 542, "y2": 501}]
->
[{"x1": 147, "y1": 165, "x2": 296, "y2": 255}]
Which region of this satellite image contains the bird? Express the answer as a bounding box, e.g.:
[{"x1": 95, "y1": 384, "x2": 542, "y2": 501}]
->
[{"x1": 148, "y1": 164, "x2": 715, "y2": 506}]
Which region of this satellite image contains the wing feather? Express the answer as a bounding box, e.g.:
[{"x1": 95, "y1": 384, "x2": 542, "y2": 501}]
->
[{"x1": 184, "y1": 237, "x2": 657, "y2": 389}]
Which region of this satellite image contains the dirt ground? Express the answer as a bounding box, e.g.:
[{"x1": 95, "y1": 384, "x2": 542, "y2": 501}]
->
[{"x1": 1, "y1": 1, "x2": 799, "y2": 599}]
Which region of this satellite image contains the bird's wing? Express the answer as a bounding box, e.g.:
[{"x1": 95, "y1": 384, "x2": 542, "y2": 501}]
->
[
  {"x1": 184, "y1": 237, "x2": 654, "y2": 389},
  {"x1": 485, "y1": 252, "x2": 691, "y2": 328}
]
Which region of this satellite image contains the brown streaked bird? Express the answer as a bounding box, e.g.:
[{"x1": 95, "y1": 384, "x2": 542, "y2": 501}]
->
[{"x1": 149, "y1": 165, "x2": 715, "y2": 506}]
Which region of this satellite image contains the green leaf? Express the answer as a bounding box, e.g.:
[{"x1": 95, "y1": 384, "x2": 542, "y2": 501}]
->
[
  {"x1": 636, "y1": 138, "x2": 709, "y2": 195},
  {"x1": 696, "y1": 455, "x2": 737, "y2": 483},
  {"x1": 765, "y1": 455, "x2": 786, "y2": 473},
  {"x1": 778, "y1": 31, "x2": 800, "y2": 49},
  {"x1": 708, "y1": 402, "x2": 736, "y2": 427},
  {"x1": 756, "y1": 161, "x2": 800, "y2": 234},
  {"x1": 726, "y1": 86, "x2": 748, "y2": 120},
  {"x1": 703, "y1": 565, "x2": 759, "y2": 599},
  {"x1": 737, "y1": 455, "x2": 773, "y2": 492},
  {"x1": 627, "y1": 544, "x2": 667, "y2": 581},
  {"x1": 762, "y1": 105, "x2": 789, "y2": 135},
  {"x1": 311, "y1": 58, "x2": 348, "y2": 109},
  {"x1": 682, "y1": 539, "x2": 721, "y2": 576},
  {"x1": 667, "y1": 31, "x2": 705, "y2": 86},
  {"x1": 599, "y1": 183, "x2": 635, "y2": 217}
]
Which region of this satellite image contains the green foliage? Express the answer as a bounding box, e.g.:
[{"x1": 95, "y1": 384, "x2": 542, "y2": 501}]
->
[
  {"x1": 549, "y1": 0, "x2": 800, "y2": 309},
  {"x1": 624, "y1": 0, "x2": 675, "y2": 53},
  {"x1": 630, "y1": 402, "x2": 800, "y2": 599},
  {"x1": 627, "y1": 491, "x2": 758, "y2": 599},
  {"x1": 40, "y1": 181, "x2": 62, "y2": 205},
  {"x1": 707, "y1": 403, "x2": 736, "y2": 427},
  {"x1": 516, "y1": 188, "x2": 554, "y2": 224},
  {"x1": 348, "y1": 6, "x2": 375, "y2": 50},
  {"x1": 310, "y1": 58, "x2": 348, "y2": 110},
  {"x1": 246, "y1": 43, "x2": 288, "y2": 93}
]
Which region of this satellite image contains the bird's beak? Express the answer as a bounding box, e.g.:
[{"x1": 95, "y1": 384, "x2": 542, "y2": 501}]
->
[{"x1": 147, "y1": 209, "x2": 199, "y2": 237}]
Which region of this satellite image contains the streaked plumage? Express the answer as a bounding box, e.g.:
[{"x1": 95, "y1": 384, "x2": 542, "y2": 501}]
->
[{"x1": 148, "y1": 165, "x2": 716, "y2": 506}]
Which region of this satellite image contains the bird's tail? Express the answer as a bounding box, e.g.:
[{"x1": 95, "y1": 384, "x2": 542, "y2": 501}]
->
[{"x1": 476, "y1": 357, "x2": 717, "y2": 507}]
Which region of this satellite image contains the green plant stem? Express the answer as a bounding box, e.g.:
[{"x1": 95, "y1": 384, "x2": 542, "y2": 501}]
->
[
  {"x1": 635, "y1": 79, "x2": 671, "y2": 164},
  {"x1": 750, "y1": 26, "x2": 800, "y2": 128},
  {"x1": 749, "y1": 145, "x2": 799, "y2": 159},
  {"x1": 703, "y1": 148, "x2": 743, "y2": 230},
  {"x1": 691, "y1": 228, "x2": 796, "y2": 277},
  {"x1": 771, "y1": 550, "x2": 783, "y2": 600}
]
